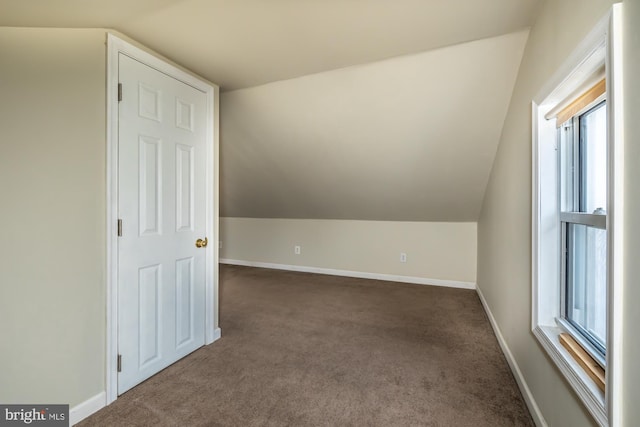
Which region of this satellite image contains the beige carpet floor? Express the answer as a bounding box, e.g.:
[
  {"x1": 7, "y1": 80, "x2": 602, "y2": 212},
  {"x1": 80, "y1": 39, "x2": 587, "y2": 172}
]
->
[{"x1": 79, "y1": 265, "x2": 533, "y2": 426}]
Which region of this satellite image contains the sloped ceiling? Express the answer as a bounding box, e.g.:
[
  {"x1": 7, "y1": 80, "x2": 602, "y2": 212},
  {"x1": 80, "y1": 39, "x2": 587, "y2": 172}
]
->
[
  {"x1": 0, "y1": 0, "x2": 539, "y2": 90},
  {"x1": 221, "y1": 31, "x2": 529, "y2": 221},
  {"x1": 1, "y1": 1, "x2": 536, "y2": 221}
]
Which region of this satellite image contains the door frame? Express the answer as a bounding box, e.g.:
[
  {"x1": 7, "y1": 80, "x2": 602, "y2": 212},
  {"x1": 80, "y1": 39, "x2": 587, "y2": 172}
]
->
[{"x1": 105, "y1": 33, "x2": 220, "y2": 404}]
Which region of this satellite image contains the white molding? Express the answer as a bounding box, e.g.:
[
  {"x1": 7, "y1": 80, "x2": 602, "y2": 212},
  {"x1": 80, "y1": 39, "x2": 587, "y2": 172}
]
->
[
  {"x1": 476, "y1": 287, "x2": 547, "y2": 427},
  {"x1": 219, "y1": 258, "x2": 476, "y2": 290},
  {"x1": 211, "y1": 327, "x2": 222, "y2": 342},
  {"x1": 531, "y1": 100, "x2": 540, "y2": 330},
  {"x1": 203, "y1": 61, "x2": 218, "y2": 346},
  {"x1": 533, "y1": 326, "x2": 606, "y2": 425},
  {"x1": 106, "y1": 33, "x2": 218, "y2": 404},
  {"x1": 105, "y1": 32, "x2": 120, "y2": 406},
  {"x1": 69, "y1": 392, "x2": 106, "y2": 426},
  {"x1": 605, "y1": 5, "x2": 624, "y2": 425},
  {"x1": 531, "y1": 99, "x2": 562, "y2": 330}
]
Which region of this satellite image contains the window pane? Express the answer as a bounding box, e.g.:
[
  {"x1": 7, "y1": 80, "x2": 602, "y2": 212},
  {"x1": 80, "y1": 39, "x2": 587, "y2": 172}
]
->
[
  {"x1": 566, "y1": 223, "x2": 607, "y2": 351},
  {"x1": 580, "y1": 102, "x2": 607, "y2": 213},
  {"x1": 559, "y1": 123, "x2": 576, "y2": 212}
]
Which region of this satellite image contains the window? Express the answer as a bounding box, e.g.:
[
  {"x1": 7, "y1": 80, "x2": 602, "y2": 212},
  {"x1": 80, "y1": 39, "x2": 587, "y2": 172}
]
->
[
  {"x1": 531, "y1": 6, "x2": 623, "y2": 425},
  {"x1": 559, "y1": 99, "x2": 608, "y2": 366}
]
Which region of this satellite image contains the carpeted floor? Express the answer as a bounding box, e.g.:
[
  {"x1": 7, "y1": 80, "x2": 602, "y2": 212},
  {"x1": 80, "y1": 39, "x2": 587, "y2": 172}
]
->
[{"x1": 79, "y1": 265, "x2": 533, "y2": 426}]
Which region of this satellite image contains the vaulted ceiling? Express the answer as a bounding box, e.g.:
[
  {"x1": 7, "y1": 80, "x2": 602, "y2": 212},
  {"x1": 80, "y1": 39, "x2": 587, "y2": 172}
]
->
[
  {"x1": 1, "y1": 0, "x2": 539, "y2": 221},
  {"x1": 1, "y1": 0, "x2": 539, "y2": 91},
  {"x1": 220, "y1": 31, "x2": 530, "y2": 221}
]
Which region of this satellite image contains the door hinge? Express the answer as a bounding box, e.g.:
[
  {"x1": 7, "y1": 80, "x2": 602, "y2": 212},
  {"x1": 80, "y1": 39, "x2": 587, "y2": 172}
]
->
[
  {"x1": 117, "y1": 219, "x2": 123, "y2": 237},
  {"x1": 118, "y1": 83, "x2": 122, "y2": 102},
  {"x1": 117, "y1": 354, "x2": 122, "y2": 372}
]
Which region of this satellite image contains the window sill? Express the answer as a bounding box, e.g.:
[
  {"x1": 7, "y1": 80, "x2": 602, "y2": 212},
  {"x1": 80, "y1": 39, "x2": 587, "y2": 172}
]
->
[
  {"x1": 533, "y1": 325, "x2": 607, "y2": 426},
  {"x1": 556, "y1": 318, "x2": 606, "y2": 368}
]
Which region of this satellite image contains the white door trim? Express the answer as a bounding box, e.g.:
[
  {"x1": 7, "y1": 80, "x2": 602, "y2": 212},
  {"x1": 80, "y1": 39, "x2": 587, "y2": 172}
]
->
[{"x1": 106, "y1": 33, "x2": 219, "y2": 405}]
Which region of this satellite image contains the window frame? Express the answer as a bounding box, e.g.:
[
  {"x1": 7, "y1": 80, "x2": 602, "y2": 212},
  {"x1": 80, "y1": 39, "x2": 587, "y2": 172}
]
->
[
  {"x1": 531, "y1": 5, "x2": 623, "y2": 426},
  {"x1": 558, "y1": 99, "x2": 608, "y2": 367}
]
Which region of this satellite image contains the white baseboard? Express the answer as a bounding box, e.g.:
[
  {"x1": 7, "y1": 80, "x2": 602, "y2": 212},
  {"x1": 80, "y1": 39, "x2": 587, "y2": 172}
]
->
[
  {"x1": 85, "y1": 328, "x2": 219, "y2": 425},
  {"x1": 211, "y1": 327, "x2": 222, "y2": 342},
  {"x1": 475, "y1": 286, "x2": 547, "y2": 427},
  {"x1": 219, "y1": 258, "x2": 476, "y2": 290},
  {"x1": 70, "y1": 391, "x2": 106, "y2": 426}
]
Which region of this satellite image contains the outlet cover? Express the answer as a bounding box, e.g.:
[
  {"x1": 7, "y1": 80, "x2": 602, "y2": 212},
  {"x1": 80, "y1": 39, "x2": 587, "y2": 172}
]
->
[
  {"x1": 294, "y1": 245, "x2": 301, "y2": 255},
  {"x1": 400, "y1": 252, "x2": 407, "y2": 263}
]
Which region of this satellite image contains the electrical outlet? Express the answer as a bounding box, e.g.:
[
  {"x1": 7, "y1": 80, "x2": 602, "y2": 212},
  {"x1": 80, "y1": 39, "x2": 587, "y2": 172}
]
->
[
  {"x1": 400, "y1": 252, "x2": 407, "y2": 263},
  {"x1": 294, "y1": 245, "x2": 301, "y2": 255}
]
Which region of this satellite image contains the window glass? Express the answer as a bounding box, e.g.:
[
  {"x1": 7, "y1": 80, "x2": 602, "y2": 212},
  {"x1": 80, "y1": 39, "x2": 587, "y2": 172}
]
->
[
  {"x1": 566, "y1": 223, "x2": 607, "y2": 351},
  {"x1": 580, "y1": 102, "x2": 607, "y2": 214},
  {"x1": 560, "y1": 124, "x2": 576, "y2": 211}
]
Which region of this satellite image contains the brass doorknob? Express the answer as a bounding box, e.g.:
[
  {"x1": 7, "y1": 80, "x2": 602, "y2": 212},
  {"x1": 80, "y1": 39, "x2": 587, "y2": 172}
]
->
[{"x1": 195, "y1": 237, "x2": 208, "y2": 248}]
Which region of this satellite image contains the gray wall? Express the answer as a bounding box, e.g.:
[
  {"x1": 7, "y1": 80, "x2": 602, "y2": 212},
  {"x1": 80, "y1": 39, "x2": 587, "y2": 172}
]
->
[
  {"x1": 218, "y1": 31, "x2": 528, "y2": 289},
  {"x1": 621, "y1": 0, "x2": 640, "y2": 423},
  {"x1": 476, "y1": 0, "x2": 623, "y2": 425},
  {"x1": 0, "y1": 27, "x2": 107, "y2": 406},
  {"x1": 2, "y1": 3, "x2": 639, "y2": 424},
  {"x1": 220, "y1": 218, "x2": 477, "y2": 285}
]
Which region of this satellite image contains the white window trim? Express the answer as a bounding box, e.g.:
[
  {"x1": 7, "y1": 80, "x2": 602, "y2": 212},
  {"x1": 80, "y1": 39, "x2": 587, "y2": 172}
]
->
[{"x1": 531, "y1": 5, "x2": 624, "y2": 427}]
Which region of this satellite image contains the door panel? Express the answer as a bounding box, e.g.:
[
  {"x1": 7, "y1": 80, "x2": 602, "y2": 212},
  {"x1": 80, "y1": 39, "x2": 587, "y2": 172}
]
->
[
  {"x1": 118, "y1": 53, "x2": 207, "y2": 395},
  {"x1": 175, "y1": 257, "x2": 194, "y2": 348},
  {"x1": 138, "y1": 264, "x2": 161, "y2": 368},
  {"x1": 139, "y1": 136, "x2": 162, "y2": 236},
  {"x1": 176, "y1": 144, "x2": 194, "y2": 232}
]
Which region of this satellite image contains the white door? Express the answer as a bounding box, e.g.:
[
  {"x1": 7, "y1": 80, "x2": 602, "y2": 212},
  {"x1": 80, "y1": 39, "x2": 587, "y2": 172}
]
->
[{"x1": 117, "y1": 53, "x2": 208, "y2": 394}]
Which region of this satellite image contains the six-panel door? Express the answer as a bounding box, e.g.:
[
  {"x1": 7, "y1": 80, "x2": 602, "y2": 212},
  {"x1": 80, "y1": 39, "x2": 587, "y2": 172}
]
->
[{"x1": 117, "y1": 53, "x2": 207, "y2": 394}]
